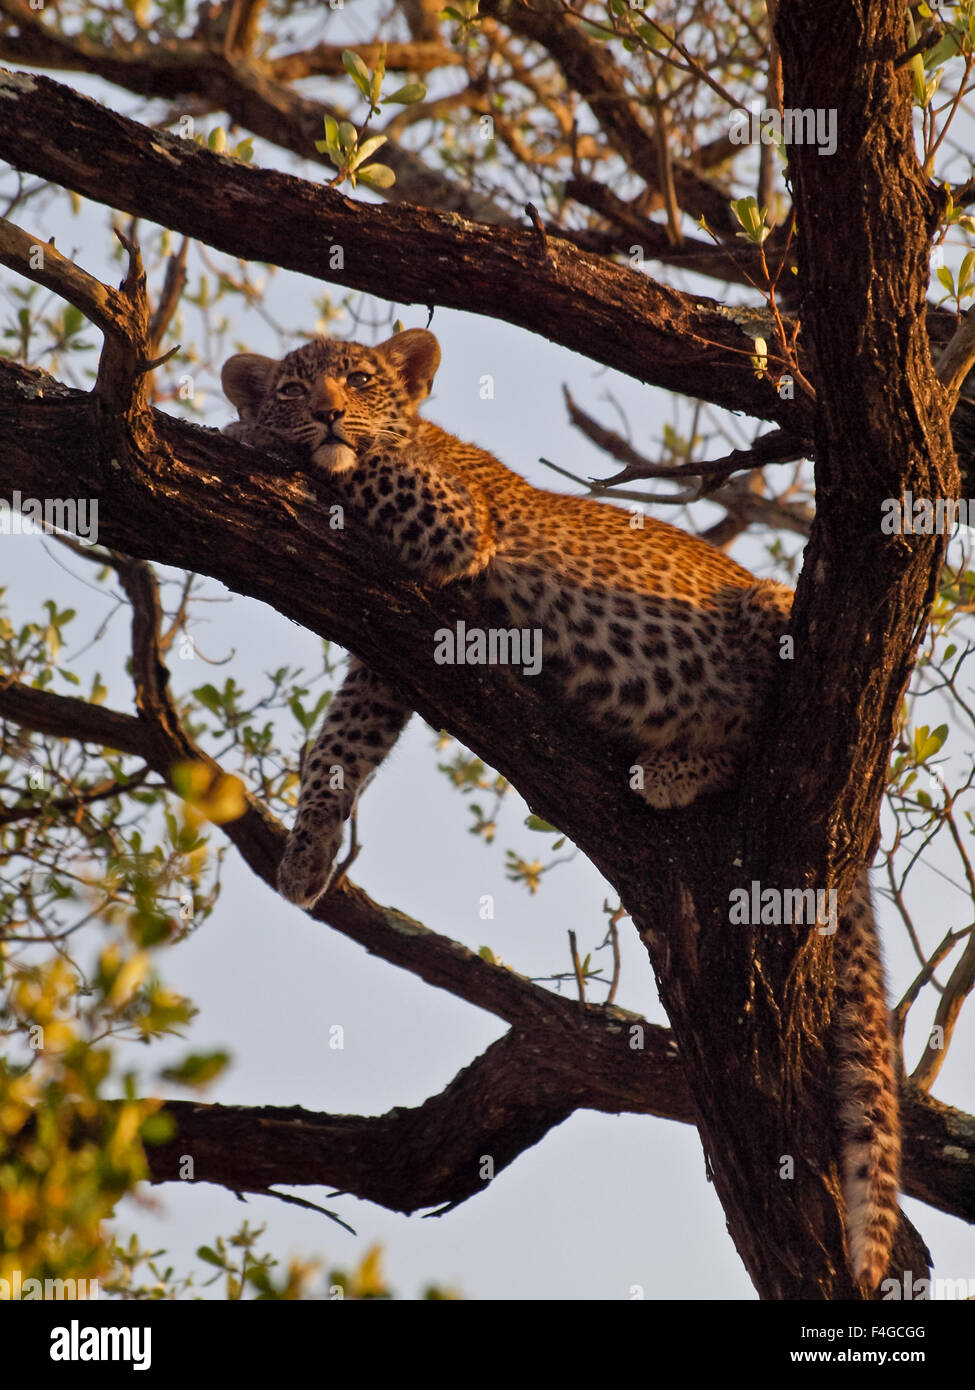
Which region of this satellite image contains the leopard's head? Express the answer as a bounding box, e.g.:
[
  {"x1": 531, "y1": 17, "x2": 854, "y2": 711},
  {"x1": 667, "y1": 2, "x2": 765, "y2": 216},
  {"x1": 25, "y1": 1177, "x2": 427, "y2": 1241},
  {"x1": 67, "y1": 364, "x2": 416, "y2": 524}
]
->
[{"x1": 221, "y1": 328, "x2": 441, "y2": 473}]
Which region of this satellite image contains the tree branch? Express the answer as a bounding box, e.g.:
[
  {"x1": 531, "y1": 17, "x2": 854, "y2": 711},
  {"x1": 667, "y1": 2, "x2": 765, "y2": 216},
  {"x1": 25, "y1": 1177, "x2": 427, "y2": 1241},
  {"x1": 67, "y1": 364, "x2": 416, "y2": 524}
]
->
[
  {"x1": 3, "y1": 674, "x2": 971, "y2": 1227},
  {"x1": 480, "y1": 0, "x2": 739, "y2": 235},
  {"x1": 0, "y1": 66, "x2": 805, "y2": 427},
  {"x1": 140, "y1": 1079, "x2": 975, "y2": 1224},
  {"x1": 0, "y1": 2, "x2": 507, "y2": 224}
]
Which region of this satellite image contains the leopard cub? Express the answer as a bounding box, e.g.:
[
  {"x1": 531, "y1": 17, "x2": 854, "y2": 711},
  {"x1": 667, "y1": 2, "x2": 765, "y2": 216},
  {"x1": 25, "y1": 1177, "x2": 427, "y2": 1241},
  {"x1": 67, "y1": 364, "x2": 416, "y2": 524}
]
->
[{"x1": 222, "y1": 328, "x2": 901, "y2": 1292}]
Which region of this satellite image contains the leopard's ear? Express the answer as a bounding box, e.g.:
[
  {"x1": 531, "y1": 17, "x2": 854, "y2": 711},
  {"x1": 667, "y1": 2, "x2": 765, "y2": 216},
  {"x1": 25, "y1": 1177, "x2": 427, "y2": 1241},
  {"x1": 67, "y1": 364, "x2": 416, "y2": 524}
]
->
[
  {"x1": 377, "y1": 329, "x2": 441, "y2": 403},
  {"x1": 221, "y1": 353, "x2": 278, "y2": 418}
]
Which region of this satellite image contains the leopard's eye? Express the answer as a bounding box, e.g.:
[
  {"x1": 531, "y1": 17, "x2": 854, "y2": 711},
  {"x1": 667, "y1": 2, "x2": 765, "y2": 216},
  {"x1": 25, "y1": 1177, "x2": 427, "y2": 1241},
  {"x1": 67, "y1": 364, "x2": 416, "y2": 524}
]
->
[
  {"x1": 347, "y1": 371, "x2": 373, "y2": 389},
  {"x1": 276, "y1": 381, "x2": 308, "y2": 398}
]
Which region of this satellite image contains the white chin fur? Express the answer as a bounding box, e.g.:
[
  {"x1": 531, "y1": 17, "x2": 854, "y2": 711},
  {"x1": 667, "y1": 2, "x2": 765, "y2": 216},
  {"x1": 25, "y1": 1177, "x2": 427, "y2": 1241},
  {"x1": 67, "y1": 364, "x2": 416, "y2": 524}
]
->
[{"x1": 311, "y1": 441, "x2": 357, "y2": 474}]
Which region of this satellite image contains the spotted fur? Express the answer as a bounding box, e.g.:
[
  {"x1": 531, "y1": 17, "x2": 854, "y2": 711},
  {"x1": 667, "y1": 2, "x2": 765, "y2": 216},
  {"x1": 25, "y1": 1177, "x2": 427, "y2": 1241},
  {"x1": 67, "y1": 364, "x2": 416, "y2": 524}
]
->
[{"x1": 222, "y1": 327, "x2": 901, "y2": 1291}]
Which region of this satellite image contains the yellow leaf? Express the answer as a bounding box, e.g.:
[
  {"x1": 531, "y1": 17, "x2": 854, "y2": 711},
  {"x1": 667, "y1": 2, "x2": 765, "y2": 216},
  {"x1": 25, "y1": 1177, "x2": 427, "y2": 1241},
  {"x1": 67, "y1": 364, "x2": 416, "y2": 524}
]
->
[
  {"x1": 171, "y1": 760, "x2": 211, "y2": 799},
  {"x1": 354, "y1": 1244, "x2": 387, "y2": 1297},
  {"x1": 172, "y1": 762, "x2": 247, "y2": 824},
  {"x1": 109, "y1": 1102, "x2": 150, "y2": 1168},
  {"x1": 0, "y1": 1100, "x2": 31, "y2": 1134},
  {"x1": 40, "y1": 1020, "x2": 76, "y2": 1053},
  {"x1": 108, "y1": 952, "x2": 149, "y2": 1008},
  {"x1": 198, "y1": 773, "x2": 247, "y2": 825}
]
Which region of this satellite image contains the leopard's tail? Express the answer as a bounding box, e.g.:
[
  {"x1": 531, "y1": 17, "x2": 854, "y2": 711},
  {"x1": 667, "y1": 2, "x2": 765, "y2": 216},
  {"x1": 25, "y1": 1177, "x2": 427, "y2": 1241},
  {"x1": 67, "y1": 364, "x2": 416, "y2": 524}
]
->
[{"x1": 833, "y1": 872, "x2": 901, "y2": 1291}]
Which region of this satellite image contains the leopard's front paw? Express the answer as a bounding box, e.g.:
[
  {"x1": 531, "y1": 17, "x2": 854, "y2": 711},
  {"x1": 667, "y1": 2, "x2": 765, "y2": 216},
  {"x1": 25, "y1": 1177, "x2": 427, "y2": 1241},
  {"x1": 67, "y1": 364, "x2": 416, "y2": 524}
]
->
[
  {"x1": 223, "y1": 421, "x2": 305, "y2": 473},
  {"x1": 277, "y1": 820, "x2": 344, "y2": 908}
]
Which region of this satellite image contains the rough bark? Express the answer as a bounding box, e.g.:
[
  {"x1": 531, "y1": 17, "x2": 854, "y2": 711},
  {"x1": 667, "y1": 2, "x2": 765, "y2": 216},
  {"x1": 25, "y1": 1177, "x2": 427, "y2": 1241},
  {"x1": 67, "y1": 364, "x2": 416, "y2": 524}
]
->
[
  {"x1": 141, "y1": 1086, "x2": 975, "y2": 1222},
  {"x1": 661, "y1": 0, "x2": 958, "y2": 1297}
]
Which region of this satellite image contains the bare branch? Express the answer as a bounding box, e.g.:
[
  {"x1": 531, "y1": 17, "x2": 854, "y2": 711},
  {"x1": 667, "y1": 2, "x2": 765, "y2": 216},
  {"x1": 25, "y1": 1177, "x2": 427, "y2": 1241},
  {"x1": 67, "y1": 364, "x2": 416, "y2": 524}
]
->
[
  {"x1": 480, "y1": 0, "x2": 739, "y2": 234},
  {"x1": 563, "y1": 385, "x2": 810, "y2": 483},
  {"x1": 138, "y1": 1050, "x2": 974, "y2": 1223},
  {"x1": 936, "y1": 310, "x2": 975, "y2": 404},
  {"x1": 0, "y1": 214, "x2": 130, "y2": 339}
]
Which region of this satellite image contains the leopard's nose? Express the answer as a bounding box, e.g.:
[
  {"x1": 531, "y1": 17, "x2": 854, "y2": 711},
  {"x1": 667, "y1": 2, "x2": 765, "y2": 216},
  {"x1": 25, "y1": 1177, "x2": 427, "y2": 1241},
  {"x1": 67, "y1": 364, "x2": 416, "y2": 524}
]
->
[{"x1": 312, "y1": 406, "x2": 345, "y2": 427}]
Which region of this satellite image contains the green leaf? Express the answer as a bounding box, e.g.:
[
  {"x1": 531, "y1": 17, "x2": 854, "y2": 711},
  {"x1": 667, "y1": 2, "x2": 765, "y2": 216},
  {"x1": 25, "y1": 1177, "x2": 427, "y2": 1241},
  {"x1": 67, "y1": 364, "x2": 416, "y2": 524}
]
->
[
  {"x1": 162, "y1": 1049, "x2": 230, "y2": 1088},
  {"x1": 288, "y1": 692, "x2": 313, "y2": 730},
  {"x1": 636, "y1": 21, "x2": 671, "y2": 48},
  {"x1": 337, "y1": 121, "x2": 358, "y2": 152},
  {"x1": 913, "y1": 723, "x2": 949, "y2": 762},
  {"x1": 731, "y1": 196, "x2": 767, "y2": 242},
  {"x1": 356, "y1": 163, "x2": 396, "y2": 189},
  {"x1": 342, "y1": 49, "x2": 372, "y2": 99},
  {"x1": 525, "y1": 814, "x2": 557, "y2": 832},
  {"x1": 348, "y1": 134, "x2": 387, "y2": 171},
  {"x1": 906, "y1": 12, "x2": 927, "y2": 104},
  {"x1": 134, "y1": 913, "x2": 172, "y2": 948},
  {"x1": 193, "y1": 683, "x2": 223, "y2": 715},
  {"x1": 937, "y1": 265, "x2": 955, "y2": 295},
  {"x1": 64, "y1": 304, "x2": 84, "y2": 337},
  {"x1": 207, "y1": 126, "x2": 227, "y2": 153},
  {"x1": 911, "y1": 50, "x2": 927, "y2": 104},
  {"x1": 384, "y1": 82, "x2": 427, "y2": 105},
  {"x1": 923, "y1": 31, "x2": 961, "y2": 71},
  {"x1": 197, "y1": 1245, "x2": 226, "y2": 1268},
  {"x1": 245, "y1": 1266, "x2": 273, "y2": 1294},
  {"x1": 140, "y1": 1112, "x2": 177, "y2": 1144}
]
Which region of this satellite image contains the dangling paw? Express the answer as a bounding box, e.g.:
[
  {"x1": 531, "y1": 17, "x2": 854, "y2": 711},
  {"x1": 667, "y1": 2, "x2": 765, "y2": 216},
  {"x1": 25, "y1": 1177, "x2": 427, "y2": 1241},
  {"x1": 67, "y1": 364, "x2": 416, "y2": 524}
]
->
[{"x1": 277, "y1": 819, "x2": 344, "y2": 908}]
